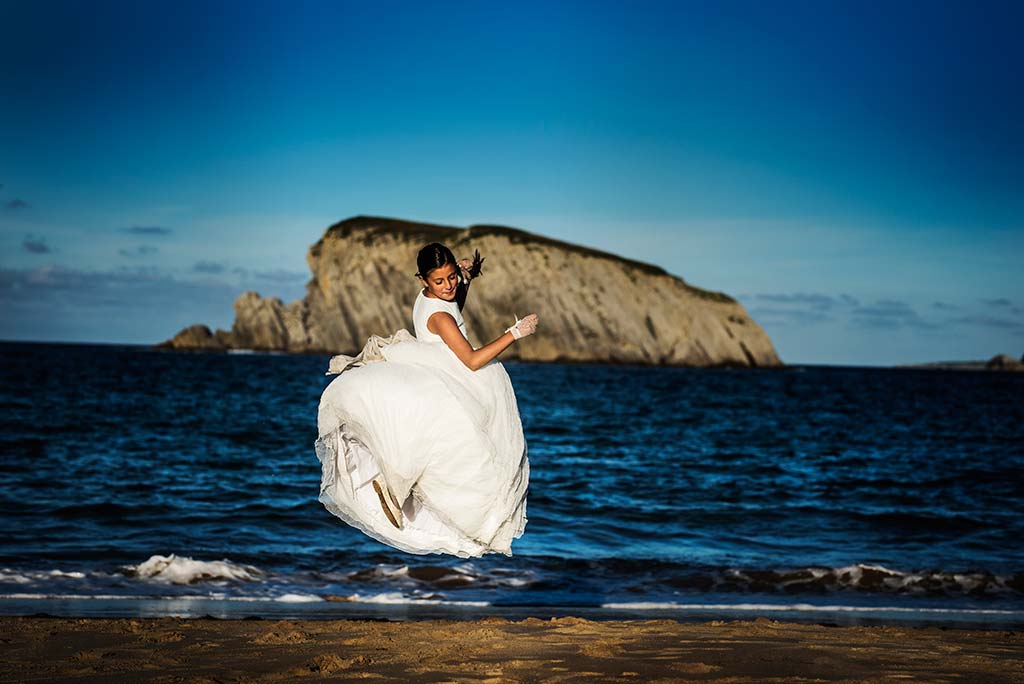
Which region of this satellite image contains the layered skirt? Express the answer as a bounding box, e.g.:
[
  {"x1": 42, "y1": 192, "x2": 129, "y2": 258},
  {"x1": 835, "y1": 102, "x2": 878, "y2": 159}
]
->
[{"x1": 314, "y1": 329, "x2": 529, "y2": 557}]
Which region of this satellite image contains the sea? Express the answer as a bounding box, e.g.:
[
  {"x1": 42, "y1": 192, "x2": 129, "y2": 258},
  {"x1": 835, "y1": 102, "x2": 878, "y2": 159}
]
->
[{"x1": 1, "y1": 341, "x2": 1022, "y2": 628}]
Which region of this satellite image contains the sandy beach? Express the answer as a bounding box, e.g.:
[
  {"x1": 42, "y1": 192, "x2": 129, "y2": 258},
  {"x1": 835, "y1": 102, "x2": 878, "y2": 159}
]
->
[{"x1": 1, "y1": 615, "x2": 1021, "y2": 683}]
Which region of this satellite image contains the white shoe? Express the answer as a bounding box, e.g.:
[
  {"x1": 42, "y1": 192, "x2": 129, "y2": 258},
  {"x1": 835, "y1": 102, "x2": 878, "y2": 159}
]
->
[{"x1": 373, "y1": 478, "x2": 403, "y2": 529}]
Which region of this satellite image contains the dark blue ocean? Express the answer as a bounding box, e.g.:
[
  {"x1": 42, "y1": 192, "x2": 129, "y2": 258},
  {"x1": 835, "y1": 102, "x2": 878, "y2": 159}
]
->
[{"x1": 1, "y1": 341, "x2": 1022, "y2": 627}]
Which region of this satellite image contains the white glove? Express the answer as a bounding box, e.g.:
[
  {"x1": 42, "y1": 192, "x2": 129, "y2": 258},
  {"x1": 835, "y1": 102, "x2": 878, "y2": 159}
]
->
[{"x1": 505, "y1": 313, "x2": 538, "y2": 340}]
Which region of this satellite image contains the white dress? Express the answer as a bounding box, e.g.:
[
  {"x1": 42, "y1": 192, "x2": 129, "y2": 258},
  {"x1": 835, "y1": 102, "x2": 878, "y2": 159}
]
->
[{"x1": 314, "y1": 288, "x2": 530, "y2": 557}]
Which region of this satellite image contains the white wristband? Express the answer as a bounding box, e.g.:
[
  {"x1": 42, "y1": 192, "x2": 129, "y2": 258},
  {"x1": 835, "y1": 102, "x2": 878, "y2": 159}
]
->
[{"x1": 504, "y1": 314, "x2": 522, "y2": 340}]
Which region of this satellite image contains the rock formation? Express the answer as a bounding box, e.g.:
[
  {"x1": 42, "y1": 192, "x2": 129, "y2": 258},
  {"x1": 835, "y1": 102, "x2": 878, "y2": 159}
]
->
[
  {"x1": 164, "y1": 324, "x2": 232, "y2": 350},
  {"x1": 985, "y1": 354, "x2": 1024, "y2": 371},
  {"x1": 158, "y1": 215, "x2": 783, "y2": 367},
  {"x1": 899, "y1": 352, "x2": 1024, "y2": 371}
]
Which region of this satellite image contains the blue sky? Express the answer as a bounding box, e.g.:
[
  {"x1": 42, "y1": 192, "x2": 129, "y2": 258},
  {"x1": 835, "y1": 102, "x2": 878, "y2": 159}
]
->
[{"x1": 1, "y1": 0, "x2": 1021, "y2": 365}]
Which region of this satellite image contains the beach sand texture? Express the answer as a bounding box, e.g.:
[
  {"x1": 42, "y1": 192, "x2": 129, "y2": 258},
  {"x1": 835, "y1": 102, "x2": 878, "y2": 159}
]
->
[{"x1": 1, "y1": 615, "x2": 1021, "y2": 683}]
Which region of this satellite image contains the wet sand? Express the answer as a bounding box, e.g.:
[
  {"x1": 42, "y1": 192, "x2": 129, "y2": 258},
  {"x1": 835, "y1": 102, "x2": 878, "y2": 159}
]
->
[{"x1": 1, "y1": 615, "x2": 1021, "y2": 683}]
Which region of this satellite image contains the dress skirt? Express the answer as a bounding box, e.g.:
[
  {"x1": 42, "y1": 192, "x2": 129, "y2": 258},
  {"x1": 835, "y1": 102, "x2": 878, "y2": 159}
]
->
[{"x1": 314, "y1": 329, "x2": 529, "y2": 557}]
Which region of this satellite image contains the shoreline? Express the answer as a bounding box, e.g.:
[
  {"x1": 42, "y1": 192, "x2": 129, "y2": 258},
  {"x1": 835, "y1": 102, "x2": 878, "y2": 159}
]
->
[
  {"x1": 3, "y1": 614, "x2": 1021, "y2": 683},
  {"x1": 3, "y1": 596, "x2": 1022, "y2": 631}
]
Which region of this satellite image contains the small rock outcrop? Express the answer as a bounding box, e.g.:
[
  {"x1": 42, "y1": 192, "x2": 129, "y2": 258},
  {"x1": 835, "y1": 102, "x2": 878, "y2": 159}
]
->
[
  {"x1": 156, "y1": 324, "x2": 230, "y2": 351},
  {"x1": 986, "y1": 354, "x2": 1024, "y2": 371},
  {"x1": 159, "y1": 215, "x2": 783, "y2": 368}
]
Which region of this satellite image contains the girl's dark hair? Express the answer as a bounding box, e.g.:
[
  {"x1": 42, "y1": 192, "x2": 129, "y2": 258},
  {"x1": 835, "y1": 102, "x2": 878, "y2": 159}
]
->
[{"x1": 415, "y1": 242, "x2": 458, "y2": 279}]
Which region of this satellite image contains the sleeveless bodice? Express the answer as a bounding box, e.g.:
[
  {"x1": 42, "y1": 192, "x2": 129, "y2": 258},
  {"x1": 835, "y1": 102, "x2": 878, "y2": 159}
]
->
[{"x1": 413, "y1": 289, "x2": 468, "y2": 343}]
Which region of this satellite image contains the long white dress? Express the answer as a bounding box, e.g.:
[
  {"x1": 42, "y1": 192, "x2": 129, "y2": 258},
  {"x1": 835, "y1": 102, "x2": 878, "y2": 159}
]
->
[{"x1": 314, "y1": 288, "x2": 530, "y2": 557}]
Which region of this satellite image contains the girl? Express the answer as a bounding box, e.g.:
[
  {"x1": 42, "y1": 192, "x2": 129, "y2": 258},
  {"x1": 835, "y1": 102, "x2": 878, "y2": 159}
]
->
[{"x1": 314, "y1": 242, "x2": 539, "y2": 557}]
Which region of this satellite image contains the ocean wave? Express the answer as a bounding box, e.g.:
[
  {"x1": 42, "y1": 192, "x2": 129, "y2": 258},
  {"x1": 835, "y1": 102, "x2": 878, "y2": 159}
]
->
[
  {"x1": 333, "y1": 591, "x2": 490, "y2": 606},
  {"x1": 0, "y1": 568, "x2": 86, "y2": 584},
  {"x1": 121, "y1": 554, "x2": 266, "y2": 585},
  {"x1": 3, "y1": 555, "x2": 1023, "y2": 616},
  {"x1": 703, "y1": 563, "x2": 1023, "y2": 597},
  {"x1": 0, "y1": 592, "x2": 323, "y2": 602},
  {"x1": 0, "y1": 591, "x2": 487, "y2": 606},
  {"x1": 601, "y1": 601, "x2": 1024, "y2": 615},
  {"x1": 344, "y1": 562, "x2": 536, "y2": 589}
]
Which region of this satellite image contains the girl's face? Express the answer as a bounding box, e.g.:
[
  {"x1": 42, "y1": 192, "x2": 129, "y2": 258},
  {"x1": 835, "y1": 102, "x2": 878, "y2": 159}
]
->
[{"x1": 420, "y1": 263, "x2": 459, "y2": 300}]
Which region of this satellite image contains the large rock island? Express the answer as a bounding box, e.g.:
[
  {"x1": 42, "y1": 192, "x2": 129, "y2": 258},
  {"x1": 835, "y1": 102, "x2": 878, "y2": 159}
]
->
[{"x1": 158, "y1": 216, "x2": 783, "y2": 367}]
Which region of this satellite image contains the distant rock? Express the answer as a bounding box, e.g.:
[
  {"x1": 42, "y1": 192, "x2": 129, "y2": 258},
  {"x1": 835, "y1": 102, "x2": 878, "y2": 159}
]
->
[
  {"x1": 906, "y1": 353, "x2": 1024, "y2": 371},
  {"x1": 154, "y1": 324, "x2": 230, "y2": 351},
  {"x1": 986, "y1": 354, "x2": 1024, "y2": 371},
  {"x1": 895, "y1": 360, "x2": 986, "y2": 370},
  {"x1": 159, "y1": 215, "x2": 783, "y2": 368},
  {"x1": 229, "y1": 291, "x2": 308, "y2": 350}
]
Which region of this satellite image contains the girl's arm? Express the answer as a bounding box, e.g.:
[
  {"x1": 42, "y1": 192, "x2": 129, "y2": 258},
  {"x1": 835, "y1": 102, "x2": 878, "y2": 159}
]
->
[
  {"x1": 454, "y1": 273, "x2": 470, "y2": 312},
  {"x1": 428, "y1": 311, "x2": 537, "y2": 371},
  {"x1": 454, "y1": 249, "x2": 485, "y2": 312}
]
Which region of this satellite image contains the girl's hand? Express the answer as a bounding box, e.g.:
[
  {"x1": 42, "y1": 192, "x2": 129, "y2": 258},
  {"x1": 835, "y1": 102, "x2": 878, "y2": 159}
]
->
[
  {"x1": 459, "y1": 249, "x2": 485, "y2": 280},
  {"x1": 505, "y1": 313, "x2": 539, "y2": 340},
  {"x1": 457, "y1": 258, "x2": 473, "y2": 282}
]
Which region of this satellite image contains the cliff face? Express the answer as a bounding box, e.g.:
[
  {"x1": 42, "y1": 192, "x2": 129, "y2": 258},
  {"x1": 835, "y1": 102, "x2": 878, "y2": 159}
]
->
[{"x1": 160, "y1": 215, "x2": 783, "y2": 367}]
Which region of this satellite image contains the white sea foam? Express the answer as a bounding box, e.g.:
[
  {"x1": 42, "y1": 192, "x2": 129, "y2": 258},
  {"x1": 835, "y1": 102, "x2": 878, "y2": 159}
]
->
[
  {"x1": 601, "y1": 601, "x2": 1024, "y2": 615},
  {"x1": 1, "y1": 568, "x2": 87, "y2": 583},
  {"x1": 0, "y1": 593, "x2": 323, "y2": 602},
  {"x1": 718, "y1": 562, "x2": 1019, "y2": 595},
  {"x1": 498, "y1": 577, "x2": 532, "y2": 587},
  {"x1": 355, "y1": 562, "x2": 529, "y2": 588},
  {"x1": 122, "y1": 554, "x2": 265, "y2": 584},
  {"x1": 0, "y1": 591, "x2": 488, "y2": 605},
  {"x1": 343, "y1": 591, "x2": 490, "y2": 606},
  {"x1": 272, "y1": 593, "x2": 324, "y2": 602}
]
